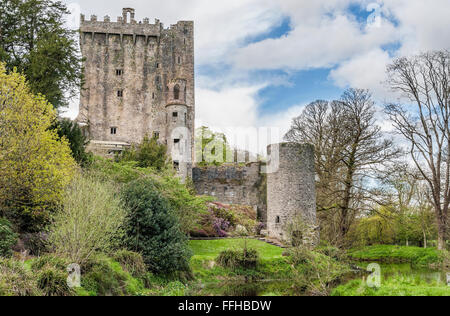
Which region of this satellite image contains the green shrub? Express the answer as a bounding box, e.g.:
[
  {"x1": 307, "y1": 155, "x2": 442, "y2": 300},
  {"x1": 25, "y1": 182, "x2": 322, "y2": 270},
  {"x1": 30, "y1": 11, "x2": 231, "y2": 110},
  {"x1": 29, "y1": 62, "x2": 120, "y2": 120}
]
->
[
  {"x1": 121, "y1": 178, "x2": 192, "y2": 274},
  {"x1": 30, "y1": 254, "x2": 74, "y2": 296},
  {"x1": 0, "y1": 258, "x2": 42, "y2": 296},
  {"x1": 49, "y1": 175, "x2": 126, "y2": 266},
  {"x1": 216, "y1": 248, "x2": 259, "y2": 270},
  {"x1": 81, "y1": 255, "x2": 144, "y2": 296},
  {"x1": 0, "y1": 218, "x2": 18, "y2": 257},
  {"x1": 113, "y1": 250, "x2": 147, "y2": 278},
  {"x1": 288, "y1": 247, "x2": 351, "y2": 295},
  {"x1": 37, "y1": 266, "x2": 74, "y2": 296},
  {"x1": 30, "y1": 254, "x2": 70, "y2": 272},
  {"x1": 118, "y1": 135, "x2": 169, "y2": 171}
]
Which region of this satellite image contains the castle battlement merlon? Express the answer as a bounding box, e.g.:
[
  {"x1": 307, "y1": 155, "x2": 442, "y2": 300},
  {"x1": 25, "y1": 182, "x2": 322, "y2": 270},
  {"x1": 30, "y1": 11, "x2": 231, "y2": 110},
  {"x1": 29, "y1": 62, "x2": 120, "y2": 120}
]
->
[{"x1": 80, "y1": 15, "x2": 163, "y2": 37}]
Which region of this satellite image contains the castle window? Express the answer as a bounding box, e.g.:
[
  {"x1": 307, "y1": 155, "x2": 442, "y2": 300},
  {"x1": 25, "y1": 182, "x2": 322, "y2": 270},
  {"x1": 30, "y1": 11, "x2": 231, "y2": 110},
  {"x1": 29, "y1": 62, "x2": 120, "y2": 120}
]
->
[
  {"x1": 172, "y1": 112, "x2": 178, "y2": 118},
  {"x1": 177, "y1": 56, "x2": 181, "y2": 64},
  {"x1": 117, "y1": 90, "x2": 123, "y2": 97},
  {"x1": 173, "y1": 161, "x2": 180, "y2": 171},
  {"x1": 153, "y1": 131, "x2": 160, "y2": 140},
  {"x1": 184, "y1": 113, "x2": 187, "y2": 125},
  {"x1": 174, "y1": 138, "x2": 180, "y2": 151},
  {"x1": 116, "y1": 69, "x2": 123, "y2": 76},
  {"x1": 156, "y1": 62, "x2": 160, "y2": 68},
  {"x1": 152, "y1": 92, "x2": 155, "y2": 99},
  {"x1": 275, "y1": 216, "x2": 280, "y2": 224},
  {"x1": 174, "y1": 85, "x2": 180, "y2": 100},
  {"x1": 110, "y1": 127, "x2": 117, "y2": 135}
]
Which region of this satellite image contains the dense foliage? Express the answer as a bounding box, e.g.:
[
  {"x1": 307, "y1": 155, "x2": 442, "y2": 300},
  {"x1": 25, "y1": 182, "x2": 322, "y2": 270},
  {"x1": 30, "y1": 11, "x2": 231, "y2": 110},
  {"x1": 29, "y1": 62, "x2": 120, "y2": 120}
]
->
[
  {"x1": 0, "y1": 64, "x2": 76, "y2": 232},
  {"x1": 54, "y1": 119, "x2": 91, "y2": 166},
  {"x1": 0, "y1": 218, "x2": 18, "y2": 258},
  {"x1": 0, "y1": 0, "x2": 82, "y2": 109},
  {"x1": 0, "y1": 258, "x2": 42, "y2": 296},
  {"x1": 216, "y1": 248, "x2": 259, "y2": 270},
  {"x1": 88, "y1": 157, "x2": 208, "y2": 234},
  {"x1": 119, "y1": 135, "x2": 169, "y2": 171},
  {"x1": 121, "y1": 178, "x2": 192, "y2": 274}
]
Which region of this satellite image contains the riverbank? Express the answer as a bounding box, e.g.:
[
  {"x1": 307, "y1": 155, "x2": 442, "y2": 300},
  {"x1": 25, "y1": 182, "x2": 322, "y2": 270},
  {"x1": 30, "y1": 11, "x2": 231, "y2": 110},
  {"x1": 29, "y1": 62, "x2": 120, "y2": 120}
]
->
[
  {"x1": 348, "y1": 245, "x2": 443, "y2": 266},
  {"x1": 187, "y1": 239, "x2": 350, "y2": 296}
]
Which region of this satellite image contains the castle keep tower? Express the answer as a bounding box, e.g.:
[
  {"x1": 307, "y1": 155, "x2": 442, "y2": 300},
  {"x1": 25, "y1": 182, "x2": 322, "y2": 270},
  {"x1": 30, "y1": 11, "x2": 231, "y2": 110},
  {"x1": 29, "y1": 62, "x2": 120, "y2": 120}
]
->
[
  {"x1": 266, "y1": 143, "x2": 318, "y2": 244},
  {"x1": 77, "y1": 8, "x2": 195, "y2": 179}
]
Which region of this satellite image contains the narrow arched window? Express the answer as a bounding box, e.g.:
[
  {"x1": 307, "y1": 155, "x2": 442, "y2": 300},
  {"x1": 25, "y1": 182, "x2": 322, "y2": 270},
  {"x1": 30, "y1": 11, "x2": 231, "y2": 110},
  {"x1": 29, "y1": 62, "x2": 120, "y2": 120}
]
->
[{"x1": 174, "y1": 85, "x2": 180, "y2": 100}]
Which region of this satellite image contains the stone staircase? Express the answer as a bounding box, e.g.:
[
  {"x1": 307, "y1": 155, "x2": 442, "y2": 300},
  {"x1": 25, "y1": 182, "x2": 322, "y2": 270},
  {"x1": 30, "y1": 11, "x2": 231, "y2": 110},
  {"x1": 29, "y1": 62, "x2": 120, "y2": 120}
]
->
[{"x1": 257, "y1": 237, "x2": 287, "y2": 249}]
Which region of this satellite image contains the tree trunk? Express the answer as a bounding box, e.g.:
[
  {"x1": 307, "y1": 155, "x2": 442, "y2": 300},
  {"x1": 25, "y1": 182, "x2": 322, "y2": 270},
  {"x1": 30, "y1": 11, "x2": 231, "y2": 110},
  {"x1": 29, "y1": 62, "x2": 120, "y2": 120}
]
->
[
  {"x1": 437, "y1": 213, "x2": 448, "y2": 251},
  {"x1": 423, "y1": 231, "x2": 427, "y2": 249}
]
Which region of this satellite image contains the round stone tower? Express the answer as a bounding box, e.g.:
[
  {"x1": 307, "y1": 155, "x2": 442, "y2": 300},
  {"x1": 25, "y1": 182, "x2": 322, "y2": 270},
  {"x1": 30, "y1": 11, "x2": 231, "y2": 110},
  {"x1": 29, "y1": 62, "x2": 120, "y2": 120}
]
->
[
  {"x1": 266, "y1": 142, "x2": 318, "y2": 245},
  {"x1": 165, "y1": 78, "x2": 192, "y2": 180}
]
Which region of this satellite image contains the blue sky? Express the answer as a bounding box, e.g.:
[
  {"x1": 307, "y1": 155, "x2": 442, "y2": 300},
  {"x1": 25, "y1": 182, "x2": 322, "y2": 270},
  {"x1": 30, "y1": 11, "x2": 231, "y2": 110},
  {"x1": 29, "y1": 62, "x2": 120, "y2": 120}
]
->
[{"x1": 62, "y1": 0, "x2": 450, "y2": 152}]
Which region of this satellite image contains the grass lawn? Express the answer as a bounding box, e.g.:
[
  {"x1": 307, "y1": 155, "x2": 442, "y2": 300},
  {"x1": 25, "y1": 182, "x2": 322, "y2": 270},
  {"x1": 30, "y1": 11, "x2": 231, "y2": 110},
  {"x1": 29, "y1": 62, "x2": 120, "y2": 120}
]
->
[
  {"x1": 348, "y1": 245, "x2": 442, "y2": 266},
  {"x1": 189, "y1": 239, "x2": 284, "y2": 261}
]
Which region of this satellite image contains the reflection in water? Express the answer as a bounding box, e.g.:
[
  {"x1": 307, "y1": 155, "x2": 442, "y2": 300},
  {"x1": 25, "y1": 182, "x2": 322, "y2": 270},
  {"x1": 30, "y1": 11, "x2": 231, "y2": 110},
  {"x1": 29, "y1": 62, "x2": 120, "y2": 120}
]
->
[{"x1": 197, "y1": 263, "x2": 447, "y2": 296}]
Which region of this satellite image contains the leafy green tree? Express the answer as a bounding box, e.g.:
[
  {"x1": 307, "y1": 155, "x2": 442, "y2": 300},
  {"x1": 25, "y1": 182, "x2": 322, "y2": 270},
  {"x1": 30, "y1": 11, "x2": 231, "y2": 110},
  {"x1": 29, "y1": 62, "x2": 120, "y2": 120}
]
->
[
  {"x1": 53, "y1": 118, "x2": 91, "y2": 166},
  {"x1": 195, "y1": 126, "x2": 234, "y2": 166},
  {"x1": 119, "y1": 135, "x2": 169, "y2": 171},
  {"x1": 0, "y1": 63, "x2": 76, "y2": 232},
  {"x1": 121, "y1": 178, "x2": 192, "y2": 274},
  {"x1": 0, "y1": 0, "x2": 82, "y2": 109}
]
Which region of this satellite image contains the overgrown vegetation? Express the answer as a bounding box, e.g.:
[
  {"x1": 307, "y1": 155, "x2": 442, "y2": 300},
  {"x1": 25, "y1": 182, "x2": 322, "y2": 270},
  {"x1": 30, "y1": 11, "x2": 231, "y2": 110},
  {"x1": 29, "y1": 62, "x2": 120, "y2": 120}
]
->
[
  {"x1": 191, "y1": 202, "x2": 257, "y2": 237},
  {"x1": 121, "y1": 178, "x2": 192, "y2": 274},
  {"x1": 0, "y1": 218, "x2": 18, "y2": 258},
  {"x1": 49, "y1": 175, "x2": 126, "y2": 266},
  {"x1": 118, "y1": 135, "x2": 169, "y2": 171}
]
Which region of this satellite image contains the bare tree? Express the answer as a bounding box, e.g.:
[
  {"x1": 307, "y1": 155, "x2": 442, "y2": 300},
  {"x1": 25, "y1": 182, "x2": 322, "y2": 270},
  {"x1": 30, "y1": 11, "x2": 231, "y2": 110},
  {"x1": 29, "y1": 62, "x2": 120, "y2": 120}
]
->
[
  {"x1": 286, "y1": 89, "x2": 399, "y2": 246},
  {"x1": 385, "y1": 50, "x2": 450, "y2": 250}
]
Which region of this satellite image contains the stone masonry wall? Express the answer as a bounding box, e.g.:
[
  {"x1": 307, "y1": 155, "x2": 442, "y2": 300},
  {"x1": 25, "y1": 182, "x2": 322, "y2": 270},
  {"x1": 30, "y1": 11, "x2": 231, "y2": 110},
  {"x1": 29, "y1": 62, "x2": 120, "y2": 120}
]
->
[
  {"x1": 266, "y1": 143, "x2": 317, "y2": 244},
  {"x1": 192, "y1": 163, "x2": 267, "y2": 222},
  {"x1": 77, "y1": 9, "x2": 195, "y2": 165}
]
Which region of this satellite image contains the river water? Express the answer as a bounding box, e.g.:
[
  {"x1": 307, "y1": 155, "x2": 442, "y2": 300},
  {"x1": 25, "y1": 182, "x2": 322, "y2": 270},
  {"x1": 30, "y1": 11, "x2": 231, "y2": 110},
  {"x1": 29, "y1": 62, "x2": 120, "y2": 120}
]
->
[{"x1": 195, "y1": 262, "x2": 448, "y2": 296}]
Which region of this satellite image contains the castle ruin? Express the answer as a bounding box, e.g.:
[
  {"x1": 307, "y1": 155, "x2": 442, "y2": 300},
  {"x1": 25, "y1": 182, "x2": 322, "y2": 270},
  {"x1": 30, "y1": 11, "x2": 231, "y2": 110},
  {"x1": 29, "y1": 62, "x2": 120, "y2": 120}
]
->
[{"x1": 77, "y1": 8, "x2": 317, "y2": 244}]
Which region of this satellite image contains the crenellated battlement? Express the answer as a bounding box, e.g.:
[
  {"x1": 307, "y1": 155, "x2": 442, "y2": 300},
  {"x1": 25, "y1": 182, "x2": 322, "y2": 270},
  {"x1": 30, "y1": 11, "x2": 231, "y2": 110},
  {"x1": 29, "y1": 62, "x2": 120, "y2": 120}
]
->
[
  {"x1": 80, "y1": 8, "x2": 193, "y2": 38},
  {"x1": 80, "y1": 14, "x2": 163, "y2": 38}
]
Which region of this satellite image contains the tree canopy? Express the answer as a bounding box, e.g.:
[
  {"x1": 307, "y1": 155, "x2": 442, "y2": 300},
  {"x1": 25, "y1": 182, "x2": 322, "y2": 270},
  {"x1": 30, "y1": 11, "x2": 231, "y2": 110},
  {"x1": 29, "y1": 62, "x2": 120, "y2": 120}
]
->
[
  {"x1": 0, "y1": 0, "x2": 82, "y2": 109},
  {"x1": 0, "y1": 63, "x2": 76, "y2": 232}
]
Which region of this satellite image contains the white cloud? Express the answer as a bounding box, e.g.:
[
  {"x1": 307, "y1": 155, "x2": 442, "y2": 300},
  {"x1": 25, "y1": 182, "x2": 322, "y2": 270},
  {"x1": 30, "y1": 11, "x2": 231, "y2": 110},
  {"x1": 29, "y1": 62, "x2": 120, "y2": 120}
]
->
[
  {"x1": 329, "y1": 49, "x2": 393, "y2": 100},
  {"x1": 60, "y1": 0, "x2": 450, "y2": 152},
  {"x1": 232, "y1": 1, "x2": 398, "y2": 71}
]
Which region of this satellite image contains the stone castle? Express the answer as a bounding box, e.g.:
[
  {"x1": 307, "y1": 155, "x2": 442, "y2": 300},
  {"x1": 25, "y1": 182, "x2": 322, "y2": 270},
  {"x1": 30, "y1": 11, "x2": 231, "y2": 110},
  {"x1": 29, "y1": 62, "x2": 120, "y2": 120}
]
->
[
  {"x1": 77, "y1": 8, "x2": 194, "y2": 179},
  {"x1": 77, "y1": 8, "x2": 317, "y2": 244}
]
